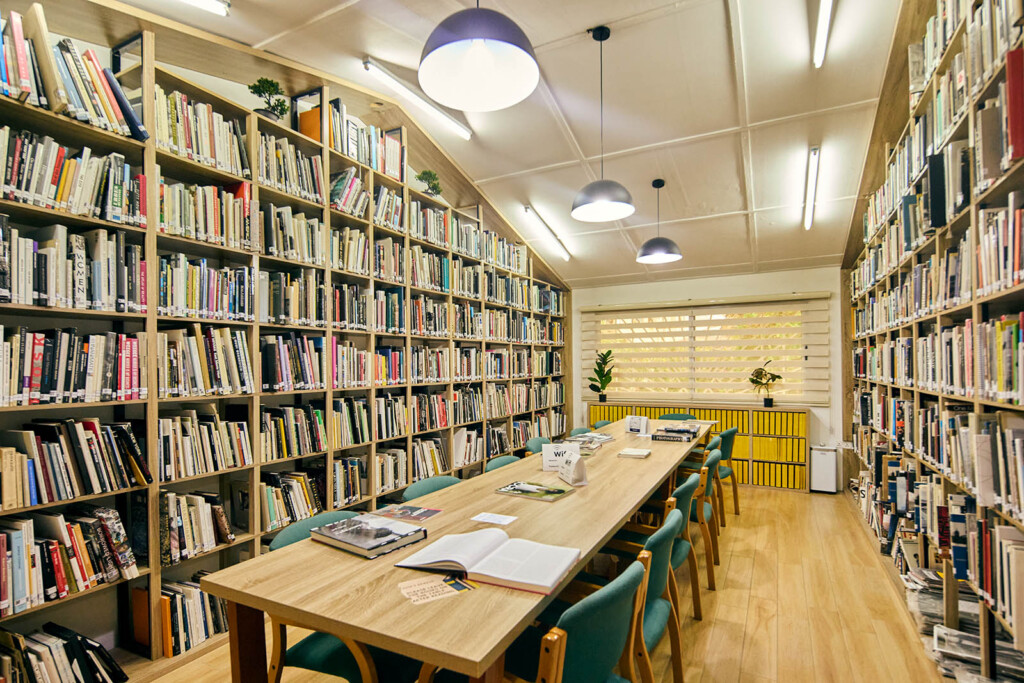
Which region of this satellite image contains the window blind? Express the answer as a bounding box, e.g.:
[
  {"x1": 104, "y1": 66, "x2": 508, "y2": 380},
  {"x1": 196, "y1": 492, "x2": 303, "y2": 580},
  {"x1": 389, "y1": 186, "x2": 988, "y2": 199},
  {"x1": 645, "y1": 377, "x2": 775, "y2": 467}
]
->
[{"x1": 581, "y1": 296, "x2": 831, "y2": 405}]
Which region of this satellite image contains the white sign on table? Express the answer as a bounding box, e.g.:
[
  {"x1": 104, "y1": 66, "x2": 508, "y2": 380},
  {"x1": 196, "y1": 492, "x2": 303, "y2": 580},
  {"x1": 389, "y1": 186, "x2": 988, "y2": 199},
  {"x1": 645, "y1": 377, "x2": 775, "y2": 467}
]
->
[
  {"x1": 542, "y1": 442, "x2": 580, "y2": 471},
  {"x1": 558, "y1": 452, "x2": 588, "y2": 486}
]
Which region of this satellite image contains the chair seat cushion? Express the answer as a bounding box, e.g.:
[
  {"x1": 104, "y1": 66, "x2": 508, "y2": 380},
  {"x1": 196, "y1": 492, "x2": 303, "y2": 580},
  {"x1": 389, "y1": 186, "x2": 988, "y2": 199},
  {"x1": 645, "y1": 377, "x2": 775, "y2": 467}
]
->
[
  {"x1": 719, "y1": 464, "x2": 733, "y2": 478},
  {"x1": 689, "y1": 500, "x2": 713, "y2": 523},
  {"x1": 642, "y1": 597, "x2": 673, "y2": 652},
  {"x1": 285, "y1": 632, "x2": 418, "y2": 681},
  {"x1": 502, "y1": 621, "x2": 631, "y2": 683},
  {"x1": 670, "y1": 538, "x2": 692, "y2": 570}
]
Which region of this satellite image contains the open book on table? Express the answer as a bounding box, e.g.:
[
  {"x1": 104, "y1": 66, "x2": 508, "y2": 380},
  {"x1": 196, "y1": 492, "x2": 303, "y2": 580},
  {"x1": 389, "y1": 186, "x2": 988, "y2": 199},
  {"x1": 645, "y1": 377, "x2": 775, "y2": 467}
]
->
[{"x1": 396, "y1": 528, "x2": 580, "y2": 594}]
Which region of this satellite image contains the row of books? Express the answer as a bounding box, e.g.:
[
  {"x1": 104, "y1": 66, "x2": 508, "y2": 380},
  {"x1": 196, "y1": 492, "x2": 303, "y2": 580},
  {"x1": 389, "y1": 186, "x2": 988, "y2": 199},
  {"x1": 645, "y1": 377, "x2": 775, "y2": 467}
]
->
[
  {"x1": 485, "y1": 384, "x2": 511, "y2": 419},
  {"x1": 377, "y1": 393, "x2": 408, "y2": 440},
  {"x1": 453, "y1": 386, "x2": 483, "y2": 424},
  {"x1": 412, "y1": 294, "x2": 449, "y2": 337},
  {"x1": 916, "y1": 321, "x2": 974, "y2": 397},
  {"x1": 967, "y1": 0, "x2": 1020, "y2": 99},
  {"x1": 976, "y1": 199, "x2": 1024, "y2": 296},
  {"x1": 453, "y1": 301, "x2": 482, "y2": 339},
  {"x1": 256, "y1": 132, "x2": 325, "y2": 204},
  {"x1": 157, "y1": 409, "x2": 252, "y2": 482},
  {"x1": 156, "y1": 326, "x2": 254, "y2": 398},
  {"x1": 260, "y1": 334, "x2": 325, "y2": 393},
  {"x1": 373, "y1": 287, "x2": 404, "y2": 334},
  {"x1": 1, "y1": 128, "x2": 147, "y2": 226},
  {"x1": 852, "y1": 340, "x2": 912, "y2": 385},
  {"x1": 158, "y1": 491, "x2": 234, "y2": 566},
  {"x1": 453, "y1": 260, "x2": 482, "y2": 298},
  {"x1": 157, "y1": 176, "x2": 253, "y2": 250},
  {"x1": 411, "y1": 392, "x2": 451, "y2": 433},
  {"x1": 153, "y1": 85, "x2": 249, "y2": 178},
  {"x1": 908, "y1": 0, "x2": 969, "y2": 108},
  {"x1": 486, "y1": 425, "x2": 511, "y2": 457},
  {"x1": 259, "y1": 470, "x2": 323, "y2": 531},
  {"x1": 485, "y1": 272, "x2": 531, "y2": 310},
  {"x1": 452, "y1": 427, "x2": 485, "y2": 468},
  {"x1": 373, "y1": 186, "x2": 403, "y2": 230},
  {"x1": 258, "y1": 268, "x2": 326, "y2": 328},
  {"x1": 261, "y1": 205, "x2": 325, "y2": 266},
  {"x1": 0, "y1": 620, "x2": 128, "y2": 683},
  {"x1": 0, "y1": 219, "x2": 147, "y2": 313},
  {"x1": 157, "y1": 257, "x2": 254, "y2": 322},
  {"x1": 334, "y1": 456, "x2": 363, "y2": 505},
  {"x1": 531, "y1": 381, "x2": 564, "y2": 409},
  {"x1": 331, "y1": 226, "x2": 370, "y2": 274},
  {"x1": 409, "y1": 245, "x2": 449, "y2": 293},
  {"x1": 329, "y1": 167, "x2": 370, "y2": 217},
  {"x1": 374, "y1": 236, "x2": 405, "y2": 283},
  {"x1": 0, "y1": 419, "x2": 150, "y2": 507},
  {"x1": 409, "y1": 202, "x2": 449, "y2": 248},
  {"x1": 1, "y1": 5, "x2": 147, "y2": 142},
  {"x1": 261, "y1": 404, "x2": 328, "y2": 461},
  {"x1": 0, "y1": 506, "x2": 139, "y2": 617},
  {"x1": 333, "y1": 282, "x2": 369, "y2": 331},
  {"x1": 411, "y1": 346, "x2": 449, "y2": 384},
  {"x1": 0, "y1": 327, "x2": 147, "y2": 407},
  {"x1": 153, "y1": 573, "x2": 229, "y2": 658},
  {"x1": 411, "y1": 436, "x2": 449, "y2": 480},
  {"x1": 314, "y1": 99, "x2": 403, "y2": 181},
  {"x1": 333, "y1": 397, "x2": 370, "y2": 447},
  {"x1": 375, "y1": 448, "x2": 408, "y2": 494},
  {"x1": 334, "y1": 340, "x2": 370, "y2": 389}
]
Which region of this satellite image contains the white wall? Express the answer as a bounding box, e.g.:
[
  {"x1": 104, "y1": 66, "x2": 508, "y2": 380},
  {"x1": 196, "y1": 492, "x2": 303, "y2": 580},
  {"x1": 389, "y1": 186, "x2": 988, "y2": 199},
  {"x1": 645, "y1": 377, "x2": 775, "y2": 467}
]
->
[{"x1": 571, "y1": 267, "x2": 844, "y2": 447}]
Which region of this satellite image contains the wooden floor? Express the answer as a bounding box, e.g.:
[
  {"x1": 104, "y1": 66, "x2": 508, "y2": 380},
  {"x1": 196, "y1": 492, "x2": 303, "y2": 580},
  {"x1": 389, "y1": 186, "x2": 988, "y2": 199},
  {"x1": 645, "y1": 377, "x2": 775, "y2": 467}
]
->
[{"x1": 152, "y1": 487, "x2": 941, "y2": 683}]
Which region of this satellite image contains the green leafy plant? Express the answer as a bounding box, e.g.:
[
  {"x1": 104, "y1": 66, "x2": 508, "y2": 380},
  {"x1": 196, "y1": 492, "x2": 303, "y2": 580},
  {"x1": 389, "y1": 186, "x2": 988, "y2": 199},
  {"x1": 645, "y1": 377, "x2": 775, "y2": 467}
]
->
[
  {"x1": 587, "y1": 350, "x2": 614, "y2": 395},
  {"x1": 248, "y1": 77, "x2": 289, "y2": 119},
  {"x1": 749, "y1": 360, "x2": 782, "y2": 397},
  {"x1": 416, "y1": 169, "x2": 442, "y2": 196}
]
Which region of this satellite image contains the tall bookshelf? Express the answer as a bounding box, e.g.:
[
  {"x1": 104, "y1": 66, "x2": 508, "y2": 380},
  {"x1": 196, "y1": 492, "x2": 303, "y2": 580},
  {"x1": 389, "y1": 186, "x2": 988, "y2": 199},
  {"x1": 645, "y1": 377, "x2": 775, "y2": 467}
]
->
[
  {"x1": 846, "y1": 0, "x2": 1024, "y2": 677},
  {"x1": 0, "y1": 1, "x2": 571, "y2": 678}
]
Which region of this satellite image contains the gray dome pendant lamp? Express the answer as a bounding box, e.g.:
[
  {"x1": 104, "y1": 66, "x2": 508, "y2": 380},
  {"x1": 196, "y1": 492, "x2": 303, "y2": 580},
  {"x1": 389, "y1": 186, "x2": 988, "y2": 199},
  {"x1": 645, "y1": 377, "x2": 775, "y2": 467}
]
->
[
  {"x1": 636, "y1": 179, "x2": 682, "y2": 264},
  {"x1": 418, "y1": 1, "x2": 539, "y2": 112},
  {"x1": 571, "y1": 26, "x2": 635, "y2": 223}
]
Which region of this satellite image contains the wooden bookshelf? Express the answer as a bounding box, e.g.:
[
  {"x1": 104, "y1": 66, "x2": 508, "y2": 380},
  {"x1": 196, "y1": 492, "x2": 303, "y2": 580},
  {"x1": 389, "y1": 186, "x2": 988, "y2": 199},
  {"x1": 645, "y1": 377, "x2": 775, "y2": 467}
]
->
[
  {"x1": 0, "y1": 0, "x2": 572, "y2": 677},
  {"x1": 845, "y1": 1, "x2": 1024, "y2": 677}
]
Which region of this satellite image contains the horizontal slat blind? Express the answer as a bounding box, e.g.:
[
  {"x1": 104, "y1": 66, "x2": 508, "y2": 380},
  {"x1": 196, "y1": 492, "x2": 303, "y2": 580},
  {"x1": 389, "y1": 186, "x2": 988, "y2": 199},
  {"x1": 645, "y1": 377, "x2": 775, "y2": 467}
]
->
[{"x1": 582, "y1": 297, "x2": 831, "y2": 405}]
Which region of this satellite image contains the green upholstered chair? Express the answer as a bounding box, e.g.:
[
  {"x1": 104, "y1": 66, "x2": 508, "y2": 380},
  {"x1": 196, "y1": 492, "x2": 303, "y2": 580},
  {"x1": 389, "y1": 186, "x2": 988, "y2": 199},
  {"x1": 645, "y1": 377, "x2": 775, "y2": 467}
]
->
[
  {"x1": 402, "y1": 475, "x2": 460, "y2": 502},
  {"x1": 681, "y1": 434, "x2": 724, "y2": 522},
  {"x1": 593, "y1": 420, "x2": 612, "y2": 429},
  {"x1": 485, "y1": 455, "x2": 518, "y2": 472},
  {"x1": 691, "y1": 453, "x2": 722, "y2": 589},
  {"x1": 715, "y1": 427, "x2": 741, "y2": 517},
  {"x1": 659, "y1": 412, "x2": 696, "y2": 421},
  {"x1": 525, "y1": 436, "x2": 550, "y2": 456},
  {"x1": 569, "y1": 427, "x2": 589, "y2": 436},
  {"x1": 268, "y1": 511, "x2": 418, "y2": 683},
  {"x1": 424, "y1": 558, "x2": 650, "y2": 683}
]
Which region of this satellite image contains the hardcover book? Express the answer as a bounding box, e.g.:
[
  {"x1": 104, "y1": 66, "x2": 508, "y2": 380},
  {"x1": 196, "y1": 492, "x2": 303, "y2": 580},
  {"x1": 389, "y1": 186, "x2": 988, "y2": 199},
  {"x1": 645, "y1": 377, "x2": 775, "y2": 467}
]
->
[{"x1": 309, "y1": 513, "x2": 426, "y2": 559}]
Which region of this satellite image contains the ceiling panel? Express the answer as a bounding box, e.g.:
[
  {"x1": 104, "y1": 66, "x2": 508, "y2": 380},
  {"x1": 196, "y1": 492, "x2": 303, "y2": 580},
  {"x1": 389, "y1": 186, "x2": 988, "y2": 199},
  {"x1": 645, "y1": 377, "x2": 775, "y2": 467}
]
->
[
  {"x1": 530, "y1": 230, "x2": 649, "y2": 281},
  {"x1": 741, "y1": 0, "x2": 897, "y2": 123},
  {"x1": 482, "y1": 165, "x2": 604, "y2": 239},
  {"x1": 753, "y1": 197, "x2": 854, "y2": 264}
]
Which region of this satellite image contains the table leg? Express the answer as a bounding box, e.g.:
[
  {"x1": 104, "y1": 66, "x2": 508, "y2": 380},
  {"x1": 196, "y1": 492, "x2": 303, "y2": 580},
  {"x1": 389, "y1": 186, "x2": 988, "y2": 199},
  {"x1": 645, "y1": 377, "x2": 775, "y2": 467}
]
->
[
  {"x1": 470, "y1": 653, "x2": 505, "y2": 683},
  {"x1": 226, "y1": 601, "x2": 267, "y2": 682}
]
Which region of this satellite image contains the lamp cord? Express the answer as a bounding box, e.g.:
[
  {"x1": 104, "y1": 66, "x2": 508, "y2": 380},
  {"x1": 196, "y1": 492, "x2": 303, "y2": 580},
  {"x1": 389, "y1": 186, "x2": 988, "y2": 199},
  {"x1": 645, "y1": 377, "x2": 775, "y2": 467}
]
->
[
  {"x1": 599, "y1": 38, "x2": 604, "y2": 179},
  {"x1": 656, "y1": 187, "x2": 660, "y2": 237}
]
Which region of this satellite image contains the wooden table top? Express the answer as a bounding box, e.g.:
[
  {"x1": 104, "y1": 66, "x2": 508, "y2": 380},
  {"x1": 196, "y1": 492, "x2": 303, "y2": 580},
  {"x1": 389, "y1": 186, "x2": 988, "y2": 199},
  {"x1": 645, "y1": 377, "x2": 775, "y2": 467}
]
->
[{"x1": 200, "y1": 419, "x2": 710, "y2": 677}]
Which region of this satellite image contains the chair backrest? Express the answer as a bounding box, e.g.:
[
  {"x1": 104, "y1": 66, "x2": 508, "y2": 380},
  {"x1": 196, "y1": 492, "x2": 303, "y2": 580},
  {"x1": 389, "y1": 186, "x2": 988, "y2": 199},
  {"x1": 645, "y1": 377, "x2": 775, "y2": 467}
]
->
[
  {"x1": 555, "y1": 560, "x2": 646, "y2": 683},
  {"x1": 660, "y1": 412, "x2": 696, "y2": 421},
  {"x1": 718, "y1": 427, "x2": 739, "y2": 460},
  {"x1": 525, "y1": 436, "x2": 551, "y2": 454},
  {"x1": 701, "y1": 450, "x2": 722, "y2": 498},
  {"x1": 703, "y1": 435, "x2": 721, "y2": 452},
  {"x1": 485, "y1": 455, "x2": 518, "y2": 472},
  {"x1": 593, "y1": 420, "x2": 612, "y2": 429},
  {"x1": 640, "y1": 509, "x2": 683, "y2": 610},
  {"x1": 269, "y1": 510, "x2": 358, "y2": 551},
  {"x1": 569, "y1": 427, "x2": 589, "y2": 436},
  {"x1": 402, "y1": 475, "x2": 461, "y2": 502},
  {"x1": 671, "y1": 474, "x2": 701, "y2": 520}
]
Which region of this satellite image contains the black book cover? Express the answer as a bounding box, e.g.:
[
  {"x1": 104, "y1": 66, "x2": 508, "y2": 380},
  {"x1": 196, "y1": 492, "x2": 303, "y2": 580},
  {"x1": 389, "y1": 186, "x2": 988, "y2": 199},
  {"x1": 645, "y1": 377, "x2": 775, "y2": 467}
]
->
[
  {"x1": 35, "y1": 541, "x2": 57, "y2": 601},
  {"x1": 0, "y1": 214, "x2": 9, "y2": 303},
  {"x1": 115, "y1": 230, "x2": 126, "y2": 312},
  {"x1": 925, "y1": 154, "x2": 946, "y2": 229},
  {"x1": 59, "y1": 418, "x2": 96, "y2": 495},
  {"x1": 74, "y1": 335, "x2": 89, "y2": 402},
  {"x1": 101, "y1": 331, "x2": 117, "y2": 400},
  {"x1": 39, "y1": 334, "x2": 54, "y2": 404},
  {"x1": 40, "y1": 624, "x2": 99, "y2": 683}
]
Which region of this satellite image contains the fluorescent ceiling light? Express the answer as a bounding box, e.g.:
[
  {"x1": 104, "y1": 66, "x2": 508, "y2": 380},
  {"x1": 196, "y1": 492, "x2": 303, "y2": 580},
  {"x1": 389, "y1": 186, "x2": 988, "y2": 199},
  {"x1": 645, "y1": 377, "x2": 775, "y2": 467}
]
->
[
  {"x1": 174, "y1": 0, "x2": 229, "y2": 16},
  {"x1": 813, "y1": 0, "x2": 834, "y2": 68},
  {"x1": 804, "y1": 146, "x2": 820, "y2": 231},
  {"x1": 363, "y1": 57, "x2": 473, "y2": 141},
  {"x1": 524, "y1": 205, "x2": 570, "y2": 262}
]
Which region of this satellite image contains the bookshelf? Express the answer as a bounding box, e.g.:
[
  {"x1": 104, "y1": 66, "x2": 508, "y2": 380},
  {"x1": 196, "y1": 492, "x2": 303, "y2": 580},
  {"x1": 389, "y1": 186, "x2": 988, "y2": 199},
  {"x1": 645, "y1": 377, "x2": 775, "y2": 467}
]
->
[
  {"x1": 0, "y1": 0, "x2": 571, "y2": 678},
  {"x1": 846, "y1": 0, "x2": 1024, "y2": 677}
]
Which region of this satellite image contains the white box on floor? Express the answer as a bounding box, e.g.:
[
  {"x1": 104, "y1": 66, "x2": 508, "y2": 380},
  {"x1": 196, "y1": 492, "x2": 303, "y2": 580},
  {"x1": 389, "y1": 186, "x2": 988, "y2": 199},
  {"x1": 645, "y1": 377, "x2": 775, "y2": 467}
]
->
[{"x1": 810, "y1": 446, "x2": 838, "y2": 493}]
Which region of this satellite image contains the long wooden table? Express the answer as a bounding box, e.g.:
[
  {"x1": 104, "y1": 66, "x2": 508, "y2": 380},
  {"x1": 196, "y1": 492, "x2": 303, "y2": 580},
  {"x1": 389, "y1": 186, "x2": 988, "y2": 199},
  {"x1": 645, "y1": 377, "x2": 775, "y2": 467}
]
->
[{"x1": 200, "y1": 419, "x2": 711, "y2": 681}]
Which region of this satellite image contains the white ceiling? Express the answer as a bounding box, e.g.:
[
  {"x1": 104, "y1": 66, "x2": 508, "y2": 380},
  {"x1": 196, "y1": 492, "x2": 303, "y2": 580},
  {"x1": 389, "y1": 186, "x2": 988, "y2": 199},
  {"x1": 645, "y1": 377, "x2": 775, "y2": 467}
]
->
[{"x1": 123, "y1": 0, "x2": 898, "y2": 288}]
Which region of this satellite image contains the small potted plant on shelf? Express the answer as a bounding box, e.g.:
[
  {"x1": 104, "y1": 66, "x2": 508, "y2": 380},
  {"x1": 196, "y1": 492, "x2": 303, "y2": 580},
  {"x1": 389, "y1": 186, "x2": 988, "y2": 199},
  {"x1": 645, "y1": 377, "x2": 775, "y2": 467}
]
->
[
  {"x1": 749, "y1": 360, "x2": 781, "y2": 407},
  {"x1": 416, "y1": 169, "x2": 443, "y2": 196},
  {"x1": 588, "y1": 350, "x2": 614, "y2": 403},
  {"x1": 248, "y1": 77, "x2": 289, "y2": 122}
]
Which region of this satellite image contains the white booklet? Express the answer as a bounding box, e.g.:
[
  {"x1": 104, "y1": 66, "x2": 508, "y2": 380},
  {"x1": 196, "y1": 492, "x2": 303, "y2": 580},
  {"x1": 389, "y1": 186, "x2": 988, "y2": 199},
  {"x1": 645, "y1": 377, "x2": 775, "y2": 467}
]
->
[{"x1": 396, "y1": 528, "x2": 580, "y2": 594}]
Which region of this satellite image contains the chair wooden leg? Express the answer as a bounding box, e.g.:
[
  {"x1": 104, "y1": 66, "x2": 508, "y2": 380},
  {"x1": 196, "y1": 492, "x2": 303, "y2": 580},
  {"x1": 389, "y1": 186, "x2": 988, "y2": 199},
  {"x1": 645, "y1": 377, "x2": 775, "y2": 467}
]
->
[
  {"x1": 666, "y1": 598, "x2": 686, "y2": 683},
  {"x1": 708, "y1": 511, "x2": 720, "y2": 565},
  {"x1": 698, "y1": 520, "x2": 716, "y2": 589},
  {"x1": 268, "y1": 620, "x2": 287, "y2": 683},
  {"x1": 417, "y1": 663, "x2": 438, "y2": 683},
  {"x1": 685, "y1": 549, "x2": 702, "y2": 620},
  {"x1": 634, "y1": 634, "x2": 657, "y2": 683},
  {"x1": 731, "y1": 476, "x2": 740, "y2": 515},
  {"x1": 714, "y1": 476, "x2": 726, "y2": 528}
]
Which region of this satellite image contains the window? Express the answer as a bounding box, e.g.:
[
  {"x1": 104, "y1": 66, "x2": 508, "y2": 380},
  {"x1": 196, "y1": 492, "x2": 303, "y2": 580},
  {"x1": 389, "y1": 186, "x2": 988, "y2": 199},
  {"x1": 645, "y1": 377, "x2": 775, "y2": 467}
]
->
[{"x1": 581, "y1": 296, "x2": 830, "y2": 405}]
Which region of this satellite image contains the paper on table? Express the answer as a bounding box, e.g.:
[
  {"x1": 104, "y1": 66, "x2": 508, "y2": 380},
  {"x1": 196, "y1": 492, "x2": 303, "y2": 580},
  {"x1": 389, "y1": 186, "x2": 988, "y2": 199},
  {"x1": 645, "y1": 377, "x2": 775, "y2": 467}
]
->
[{"x1": 472, "y1": 512, "x2": 517, "y2": 525}]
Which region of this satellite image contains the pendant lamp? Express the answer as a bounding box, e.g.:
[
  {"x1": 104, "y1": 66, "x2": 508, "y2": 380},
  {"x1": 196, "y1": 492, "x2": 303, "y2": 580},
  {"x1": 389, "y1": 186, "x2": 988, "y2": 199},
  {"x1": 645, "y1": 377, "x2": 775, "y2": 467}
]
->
[
  {"x1": 636, "y1": 179, "x2": 682, "y2": 264},
  {"x1": 419, "y1": 2, "x2": 539, "y2": 112},
  {"x1": 571, "y1": 26, "x2": 635, "y2": 223}
]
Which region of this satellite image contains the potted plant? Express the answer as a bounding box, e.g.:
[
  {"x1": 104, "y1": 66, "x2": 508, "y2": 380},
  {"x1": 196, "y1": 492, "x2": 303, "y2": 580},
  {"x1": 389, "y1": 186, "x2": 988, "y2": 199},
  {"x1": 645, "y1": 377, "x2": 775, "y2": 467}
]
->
[
  {"x1": 248, "y1": 77, "x2": 289, "y2": 122},
  {"x1": 749, "y1": 360, "x2": 781, "y2": 407},
  {"x1": 415, "y1": 170, "x2": 442, "y2": 196},
  {"x1": 588, "y1": 350, "x2": 614, "y2": 403}
]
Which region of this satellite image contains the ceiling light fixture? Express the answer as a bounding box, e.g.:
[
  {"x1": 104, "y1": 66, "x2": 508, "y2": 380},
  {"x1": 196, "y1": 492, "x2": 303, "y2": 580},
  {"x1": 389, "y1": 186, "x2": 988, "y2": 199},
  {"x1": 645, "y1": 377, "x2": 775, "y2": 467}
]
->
[
  {"x1": 803, "y1": 146, "x2": 821, "y2": 230},
  {"x1": 812, "y1": 0, "x2": 834, "y2": 68},
  {"x1": 363, "y1": 57, "x2": 472, "y2": 141},
  {"x1": 636, "y1": 179, "x2": 682, "y2": 264},
  {"x1": 524, "y1": 205, "x2": 570, "y2": 262},
  {"x1": 571, "y1": 26, "x2": 635, "y2": 223},
  {"x1": 418, "y1": 2, "x2": 539, "y2": 112},
  {"x1": 174, "y1": 0, "x2": 229, "y2": 16}
]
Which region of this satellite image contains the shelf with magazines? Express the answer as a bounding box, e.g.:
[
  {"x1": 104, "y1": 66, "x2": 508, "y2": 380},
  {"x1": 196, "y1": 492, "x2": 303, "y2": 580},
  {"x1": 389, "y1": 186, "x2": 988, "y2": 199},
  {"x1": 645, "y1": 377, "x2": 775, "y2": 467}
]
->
[
  {"x1": 0, "y1": 0, "x2": 571, "y2": 676},
  {"x1": 846, "y1": 1, "x2": 1024, "y2": 679}
]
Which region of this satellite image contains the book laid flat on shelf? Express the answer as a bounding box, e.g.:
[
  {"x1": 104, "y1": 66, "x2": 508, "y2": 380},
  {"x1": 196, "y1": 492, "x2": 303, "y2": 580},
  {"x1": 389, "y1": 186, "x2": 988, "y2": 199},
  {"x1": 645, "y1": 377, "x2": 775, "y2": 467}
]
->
[
  {"x1": 618, "y1": 448, "x2": 651, "y2": 459},
  {"x1": 495, "y1": 481, "x2": 574, "y2": 503},
  {"x1": 396, "y1": 528, "x2": 580, "y2": 594},
  {"x1": 310, "y1": 513, "x2": 426, "y2": 559}
]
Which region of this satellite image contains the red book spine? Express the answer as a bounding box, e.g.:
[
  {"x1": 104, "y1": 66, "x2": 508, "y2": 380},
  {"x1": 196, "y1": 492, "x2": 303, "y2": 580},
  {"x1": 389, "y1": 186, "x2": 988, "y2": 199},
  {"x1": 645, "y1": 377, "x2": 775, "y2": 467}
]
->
[
  {"x1": 0, "y1": 534, "x2": 8, "y2": 615},
  {"x1": 64, "y1": 523, "x2": 90, "y2": 590},
  {"x1": 46, "y1": 147, "x2": 67, "y2": 209},
  {"x1": 47, "y1": 541, "x2": 68, "y2": 599},
  {"x1": 28, "y1": 333, "x2": 44, "y2": 405},
  {"x1": 983, "y1": 519, "x2": 992, "y2": 599},
  {"x1": 140, "y1": 260, "x2": 147, "y2": 310},
  {"x1": 131, "y1": 336, "x2": 139, "y2": 400},
  {"x1": 1008, "y1": 49, "x2": 1024, "y2": 162},
  {"x1": 8, "y1": 12, "x2": 31, "y2": 96}
]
